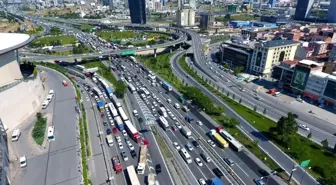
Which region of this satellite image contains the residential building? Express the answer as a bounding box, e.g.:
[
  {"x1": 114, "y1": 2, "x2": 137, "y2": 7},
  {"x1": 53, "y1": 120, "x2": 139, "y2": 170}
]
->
[
  {"x1": 272, "y1": 60, "x2": 298, "y2": 90},
  {"x1": 310, "y1": 41, "x2": 327, "y2": 56},
  {"x1": 241, "y1": 29, "x2": 263, "y2": 40},
  {"x1": 176, "y1": 8, "x2": 195, "y2": 26},
  {"x1": 323, "y1": 74, "x2": 336, "y2": 106},
  {"x1": 294, "y1": 0, "x2": 314, "y2": 21},
  {"x1": 283, "y1": 32, "x2": 301, "y2": 42},
  {"x1": 328, "y1": 44, "x2": 336, "y2": 61},
  {"x1": 303, "y1": 27, "x2": 318, "y2": 34},
  {"x1": 250, "y1": 40, "x2": 299, "y2": 77},
  {"x1": 128, "y1": 0, "x2": 146, "y2": 24},
  {"x1": 295, "y1": 44, "x2": 313, "y2": 60}
]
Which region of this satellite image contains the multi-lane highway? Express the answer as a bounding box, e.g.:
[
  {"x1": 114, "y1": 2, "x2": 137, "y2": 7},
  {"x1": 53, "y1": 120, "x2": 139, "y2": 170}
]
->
[{"x1": 107, "y1": 56, "x2": 289, "y2": 185}]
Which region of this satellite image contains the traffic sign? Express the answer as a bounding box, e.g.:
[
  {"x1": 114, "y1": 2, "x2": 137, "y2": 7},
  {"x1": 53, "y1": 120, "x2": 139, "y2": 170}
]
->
[{"x1": 300, "y1": 160, "x2": 311, "y2": 168}]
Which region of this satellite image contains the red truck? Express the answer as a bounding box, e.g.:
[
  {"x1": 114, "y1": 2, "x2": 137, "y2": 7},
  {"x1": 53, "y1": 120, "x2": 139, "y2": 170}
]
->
[{"x1": 112, "y1": 156, "x2": 122, "y2": 174}]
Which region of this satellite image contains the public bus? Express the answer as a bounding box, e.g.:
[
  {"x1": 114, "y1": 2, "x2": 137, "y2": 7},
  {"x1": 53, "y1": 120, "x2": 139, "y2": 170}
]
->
[
  {"x1": 141, "y1": 87, "x2": 150, "y2": 96},
  {"x1": 117, "y1": 107, "x2": 129, "y2": 121},
  {"x1": 210, "y1": 129, "x2": 229, "y2": 148},
  {"x1": 159, "y1": 107, "x2": 168, "y2": 118},
  {"x1": 111, "y1": 94, "x2": 122, "y2": 108},
  {"x1": 47, "y1": 126, "x2": 55, "y2": 141},
  {"x1": 162, "y1": 81, "x2": 173, "y2": 91},
  {"x1": 92, "y1": 87, "x2": 103, "y2": 97},
  {"x1": 159, "y1": 116, "x2": 169, "y2": 130},
  {"x1": 108, "y1": 103, "x2": 119, "y2": 117},
  {"x1": 179, "y1": 148, "x2": 192, "y2": 164},
  {"x1": 128, "y1": 83, "x2": 136, "y2": 93},
  {"x1": 217, "y1": 126, "x2": 243, "y2": 152},
  {"x1": 137, "y1": 145, "x2": 147, "y2": 174},
  {"x1": 74, "y1": 65, "x2": 85, "y2": 71},
  {"x1": 126, "y1": 165, "x2": 141, "y2": 185}
]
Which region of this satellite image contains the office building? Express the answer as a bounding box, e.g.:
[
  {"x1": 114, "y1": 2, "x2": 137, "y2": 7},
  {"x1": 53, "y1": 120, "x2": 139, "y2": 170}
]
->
[
  {"x1": 128, "y1": 0, "x2": 146, "y2": 24},
  {"x1": 323, "y1": 74, "x2": 336, "y2": 106},
  {"x1": 328, "y1": 0, "x2": 336, "y2": 23},
  {"x1": 294, "y1": 0, "x2": 314, "y2": 21},
  {"x1": 304, "y1": 71, "x2": 329, "y2": 102},
  {"x1": 250, "y1": 40, "x2": 299, "y2": 77},
  {"x1": 218, "y1": 43, "x2": 253, "y2": 71},
  {"x1": 200, "y1": 14, "x2": 209, "y2": 30},
  {"x1": 272, "y1": 60, "x2": 298, "y2": 90}
]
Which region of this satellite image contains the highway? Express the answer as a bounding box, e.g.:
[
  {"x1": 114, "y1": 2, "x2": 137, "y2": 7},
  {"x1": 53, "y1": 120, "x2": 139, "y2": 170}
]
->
[
  {"x1": 172, "y1": 51, "x2": 319, "y2": 185},
  {"x1": 204, "y1": 47, "x2": 336, "y2": 147},
  {"x1": 110, "y1": 57, "x2": 289, "y2": 185}
]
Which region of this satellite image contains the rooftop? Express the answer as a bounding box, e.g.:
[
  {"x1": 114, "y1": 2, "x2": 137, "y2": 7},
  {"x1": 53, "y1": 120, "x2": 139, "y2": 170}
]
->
[
  {"x1": 259, "y1": 40, "x2": 298, "y2": 48},
  {"x1": 311, "y1": 71, "x2": 330, "y2": 78},
  {"x1": 282, "y1": 60, "x2": 299, "y2": 65},
  {"x1": 327, "y1": 74, "x2": 336, "y2": 81},
  {"x1": 0, "y1": 33, "x2": 33, "y2": 55},
  {"x1": 299, "y1": 59, "x2": 323, "y2": 66}
]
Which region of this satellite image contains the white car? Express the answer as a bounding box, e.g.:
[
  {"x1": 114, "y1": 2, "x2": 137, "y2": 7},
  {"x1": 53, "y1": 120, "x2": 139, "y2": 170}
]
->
[
  {"x1": 195, "y1": 158, "x2": 203, "y2": 167},
  {"x1": 128, "y1": 143, "x2": 134, "y2": 150},
  {"x1": 20, "y1": 155, "x2": 27, "y2": 168},
  {"x1": 116, "y1": 136, "x2": 121, "y2": 143},
  {"x1": 175, "y1": 122, "x2": 182, "y2": 129},
  {"x1": 207, "y1": 140, "x2": 216, "y2": 147},
  {"x1": 299, "y1": 124, "x2": 310, "y2": 131},
  {"x1": 196, "y1": 121, "x2": 203, "y2": 126},
  {"x1": 198, "y1": 178, "x2": 206, "y2": 185},
  {"x1": 118, "y1": 143, "x2": 124, "y2": 149},
  {"x1": 167, "y1": 99, "x2": 172, "y2": 103},
  {"x1": 172, "y1": 117, "x2": 177, "y2": 120},
  {"x1": 122, "y1": 130, "x2": 127, "y2": 136},
  {"x1": 173, "y1": 142, "x2": 181, "y2": 150}
]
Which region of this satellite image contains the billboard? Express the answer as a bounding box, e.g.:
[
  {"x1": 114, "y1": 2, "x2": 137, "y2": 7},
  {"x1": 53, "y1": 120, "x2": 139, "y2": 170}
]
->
[{"x1": 291, "y1": 66, "x2": 310, "y2": 91}]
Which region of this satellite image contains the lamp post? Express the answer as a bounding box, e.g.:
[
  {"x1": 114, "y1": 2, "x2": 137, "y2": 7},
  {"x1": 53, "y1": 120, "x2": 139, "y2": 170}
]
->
[
  {"x1": 288, "y1": 165, "x2": 298, "y2": 182},
  {"x1": 299, "y1": 167, "x2": 311, "y2": 185}
]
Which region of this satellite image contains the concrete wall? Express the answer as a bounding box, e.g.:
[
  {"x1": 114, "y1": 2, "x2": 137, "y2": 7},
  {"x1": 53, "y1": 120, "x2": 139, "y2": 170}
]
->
[
  {"x1": 0, "y1": 51, "x2": 23, "y2": 87},
  {"x1": 0, "y1": 73, "x2": 46, "y2": 131}
]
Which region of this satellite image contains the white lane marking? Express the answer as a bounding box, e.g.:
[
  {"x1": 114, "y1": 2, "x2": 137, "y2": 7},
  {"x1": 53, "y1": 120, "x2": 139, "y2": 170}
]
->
[{"x1": 236, "y1": 164, "x2": 250, "y2": 177}]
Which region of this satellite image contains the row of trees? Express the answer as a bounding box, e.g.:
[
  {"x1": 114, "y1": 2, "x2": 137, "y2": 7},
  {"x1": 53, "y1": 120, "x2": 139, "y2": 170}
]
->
[
  {"x1": 73, "y1": 44, "x2": 90, "y2": 54},
  {"x1": 50, "y1": 27, "x2": 63, "y2": 35}
]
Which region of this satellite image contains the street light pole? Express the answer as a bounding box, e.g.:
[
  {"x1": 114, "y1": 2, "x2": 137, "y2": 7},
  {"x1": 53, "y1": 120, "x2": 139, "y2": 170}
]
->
[
  {"x1": 299, "y1": 167, "x2": 311, "y2": 185},
  {"x1": 288, "y1": 165, "x2": 298, "y2": 182}
]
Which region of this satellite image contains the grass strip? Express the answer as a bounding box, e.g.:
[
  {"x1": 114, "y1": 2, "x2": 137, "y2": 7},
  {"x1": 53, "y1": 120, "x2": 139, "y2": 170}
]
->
[
  {"x1": 178, "y1": 56, "x2": 336, "y2": 181},
  {"x1": 151, "y1": 126, "x2": 173, "y2": 158},
  {"x1": 32, "y1": 112, "x2": 47, "y2": 145}
]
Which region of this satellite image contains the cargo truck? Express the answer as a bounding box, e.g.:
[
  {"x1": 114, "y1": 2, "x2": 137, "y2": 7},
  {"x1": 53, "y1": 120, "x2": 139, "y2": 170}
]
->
[
  {"x1": 181, "y1": 126, "x2": 191, "y2": 139},
  {"x1": 147, "y1": 173, "x2": 156, "y2": 185},
  {"x1": 97, "y1": 101, "x2": 104, "y2": 112},
  {"x1": 106, "y1": 134, "x2": 113, "y2": 146},
  {"x1": 112, "y1": 156, "x2": 122, "y2": 174}
]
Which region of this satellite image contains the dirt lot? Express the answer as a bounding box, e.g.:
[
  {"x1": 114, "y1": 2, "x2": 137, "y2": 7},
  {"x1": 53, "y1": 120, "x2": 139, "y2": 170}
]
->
[{"x1": 0, "y1": 21, "x2": 19, "y2": 32}]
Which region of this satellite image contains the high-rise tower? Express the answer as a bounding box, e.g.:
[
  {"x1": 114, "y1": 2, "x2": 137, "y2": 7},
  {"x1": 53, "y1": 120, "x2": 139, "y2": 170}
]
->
[
  {"x1": 328, "y1": 0, "x2": 336, "y2": 23},
  {"x1": 128, "y1": 0, "x2": 146, "y2": 24},
  {"x1": 294, "y1": 0, "x2": 314, "y2": 21}
]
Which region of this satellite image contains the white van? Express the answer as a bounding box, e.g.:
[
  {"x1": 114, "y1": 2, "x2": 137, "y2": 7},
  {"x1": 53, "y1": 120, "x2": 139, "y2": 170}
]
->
[
  {"x1": 133, "y1": 110, "x2": 139, "y2": 117},
  {"x1": 42, "y1": 100, "x2": 49, "y2": 109},
  {"x1": 12, "y1": 129, "x2": 21, "y2": 142},
  {"x1": 274, "y1": 92, "x2": 281, "y2": 97}
]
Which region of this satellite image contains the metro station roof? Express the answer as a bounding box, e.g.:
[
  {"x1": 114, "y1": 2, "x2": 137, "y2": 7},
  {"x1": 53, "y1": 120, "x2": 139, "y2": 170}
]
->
[{"x1": 0, "y1": 33, "x2": 34, "y2": 55}]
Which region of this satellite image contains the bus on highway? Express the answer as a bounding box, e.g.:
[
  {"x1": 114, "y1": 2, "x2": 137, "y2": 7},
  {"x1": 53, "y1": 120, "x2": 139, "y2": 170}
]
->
[
  {"x1": 74, "y1": 65, "x2": 85, "y2": 71},
  {"x1": 158, "y1": 116, "x2": 169, "y2": 131},
  {"x1": 111, "y1": 94, "x2": 122, "y2": 108},
  {"x1": 158, "y1": 107, "x2": 168, "y2": 118},
  {"x1": 217, "y1": 126, "x2": 243, "y2": 152},
  {"x1": 108, "y1": 103, "x2": 119, "y2": 117},
  {"x1": 114, "y1": 116, "x2": 124, "y2": 131},
  {"x1": 137, "y1": 145, "x2": 147, "y2": 174},
  {"x1": 140, "y1": 87, "x2": 150, "y2": 96},
  {"x1": 126, "y1": 165, "x2": 141, "y2": 185},
  {"x1": 92, "y1": 87, "x2": 103, "y2": 97},
  {"x1": 117, "y1": 107, "x2": 129, "y2": 121},
  {"x1": 179, "y1": 148, "x2": 192, "y2": 164},
  {"x1": 162, "y1": 81, "x2": 172, "y2": 91},
  {"x1": 128, "y1": 83, "x2": 136, "y2": 93},
  {"x1": 210, "y1": 129, "x2": 229, "y2": 148}
]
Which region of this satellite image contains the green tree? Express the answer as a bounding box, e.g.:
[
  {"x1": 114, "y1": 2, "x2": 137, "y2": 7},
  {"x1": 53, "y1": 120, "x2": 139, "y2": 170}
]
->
[
  {"x1": 125, "y1": 41, "x2": 133, "y2": 46},
  {"x1": 233, "y1": 66, "x2": 244, "y2": 75},
  {"x1": 223, "y1": 63, "x2": 230, "y2": 70},
  {"x1": 33, "y1": 67, "x2": 38, "y2": 77},
  {"x1": 114, "y1": 80, "x2": 127, "y2": 98},
  {"x1": 321, "y1": 139, "x2": 329, "y2": 148},
  {"x1": 276, "y1": 112, "x2": 298, "y2": 141},
  {"x1": 307, "y1": 132, "x2": 312, "y2": 139},
  {"x1": 148, "y1": 40, "x2": 156, "y2": 45},
  {"x1": 228, "y1": 117, "x2": 239, "y2": 128},
  {"x1": 150, "y1": 57, "x2": 157, "y2": 65}
]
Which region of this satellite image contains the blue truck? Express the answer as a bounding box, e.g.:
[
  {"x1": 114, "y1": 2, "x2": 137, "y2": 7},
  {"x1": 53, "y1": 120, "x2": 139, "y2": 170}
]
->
[
  {"x1": 97, "y1": 101, "x2": 104, "y2": 112},
  {"x1": 211, "y1": 177, "x2": 223, "y2": 185},
  {"x1": 185, "y1": 115, "x2": 193, "y2": 122}
]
